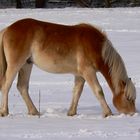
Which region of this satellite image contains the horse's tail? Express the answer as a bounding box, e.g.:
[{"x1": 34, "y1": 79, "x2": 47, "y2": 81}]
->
[{"x1": 0, "y1": 29, "x2": 7, "y2": 87}]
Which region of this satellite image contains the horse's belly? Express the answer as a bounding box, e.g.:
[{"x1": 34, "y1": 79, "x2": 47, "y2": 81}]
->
[{"x1": 32, "y1": 55, "x2": 76, "y2": 74}]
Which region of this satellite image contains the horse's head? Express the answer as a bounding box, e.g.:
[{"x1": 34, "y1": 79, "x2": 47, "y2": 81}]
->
[{"x1": 113, "y1": 78, "x2": 136, "y2": 115}]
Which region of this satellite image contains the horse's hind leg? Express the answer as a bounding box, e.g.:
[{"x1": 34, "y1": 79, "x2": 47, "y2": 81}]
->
[
  {"x1": 17, "y1": 62, "x2": 39, "y2": 115},
  {"x1": 83, "y1": 67, "x2": 112, "y2": 117},
  {"x1": 67, "y1": 76, "x2": 85, "y2": 116},
  {"x1": 0, "y1": 65, "x2": 18, "y2": 116}
]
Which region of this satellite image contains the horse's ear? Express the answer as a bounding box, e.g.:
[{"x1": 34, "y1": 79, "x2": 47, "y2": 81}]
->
[{"x1": 129, "y1": 77, "x2": 136, "y2": 86}]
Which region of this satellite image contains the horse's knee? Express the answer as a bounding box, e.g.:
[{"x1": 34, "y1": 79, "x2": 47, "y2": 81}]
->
[
  {"x1": 97, "y1": 90, "x2": 105, "y2": 100},
  {"x1": 74, "y1": 76, "x2": 85, "y2": 88}
]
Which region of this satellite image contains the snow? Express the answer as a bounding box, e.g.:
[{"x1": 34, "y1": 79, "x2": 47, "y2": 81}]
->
[{"x1": 0, "y1": 7, "x2": 140, "y2": 140}]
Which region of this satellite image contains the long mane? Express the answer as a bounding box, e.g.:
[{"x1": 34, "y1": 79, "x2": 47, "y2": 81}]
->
[{"x1": 102, "y1": 39, "x2": 128, "y2": 94}]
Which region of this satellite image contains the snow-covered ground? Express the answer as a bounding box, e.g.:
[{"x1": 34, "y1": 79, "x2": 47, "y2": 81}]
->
[{"x1": 0, "y1": 8, "x2": 140, "y2": 140}]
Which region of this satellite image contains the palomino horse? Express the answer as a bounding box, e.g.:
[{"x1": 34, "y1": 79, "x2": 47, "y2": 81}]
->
[{"x1": 0, "y1": 18, "x2": 136, "y2": 117}]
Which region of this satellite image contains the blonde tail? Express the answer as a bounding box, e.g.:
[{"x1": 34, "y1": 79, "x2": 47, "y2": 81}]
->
[{"x1": 0, "y1": 29, "x2": 7, "y2": 88}]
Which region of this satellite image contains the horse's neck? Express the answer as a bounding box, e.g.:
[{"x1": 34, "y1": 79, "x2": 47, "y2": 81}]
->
[
  {"x1": 100, "y1": 64, "x2": 116, "y2": 95},
  {"x1": 101, "y1": 39, "x2": 128, "y2": 95}
]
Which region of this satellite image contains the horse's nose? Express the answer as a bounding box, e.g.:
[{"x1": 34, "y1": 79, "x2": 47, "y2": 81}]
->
[{"x1": 128, "y1": 109, "x2": 137, "y2": 116}]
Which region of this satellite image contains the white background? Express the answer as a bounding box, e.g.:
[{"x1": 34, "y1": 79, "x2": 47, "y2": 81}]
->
[{"x1": 0, "y1": 8, "x2": 140, "y2": 140}]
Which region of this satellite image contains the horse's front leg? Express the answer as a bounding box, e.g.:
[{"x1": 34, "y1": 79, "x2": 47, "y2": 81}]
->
[
  {"x1": 0, "y1": 66, "x2": 18, "y2": 116},
  {"x1": 67, "y1": 76, "x2": 85, "y2": 116},
  {"x1": 83, "y1": 67, "x2": 112, "y2": 117}
]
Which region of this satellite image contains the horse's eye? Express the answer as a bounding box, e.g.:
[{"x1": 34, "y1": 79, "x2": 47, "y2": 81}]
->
[{"x1": 129, "y1": 77, "x2": 131, "y2": 80}]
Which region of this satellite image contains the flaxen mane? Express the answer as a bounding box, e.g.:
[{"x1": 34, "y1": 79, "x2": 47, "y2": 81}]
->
[{"x1": 102, "y1": 39, "x2": 135, "y2": 98}]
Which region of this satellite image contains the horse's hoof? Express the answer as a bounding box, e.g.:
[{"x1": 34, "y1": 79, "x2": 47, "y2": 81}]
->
[
  {"x1": 67, "y1": 110, "x2": 77, "y2": 116},
  {"x1": 103, "y1": 111, "x2": 113, "y2": 118},
  {"x1": 28, "y1": 110, "x2": 40, "y2": 116},
  {"x1": 0, "y1": 110, "x2": 9, "y2": 117}
]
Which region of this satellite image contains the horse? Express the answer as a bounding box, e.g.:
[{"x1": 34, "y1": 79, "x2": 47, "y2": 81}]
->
[{"x1": 0, "y1": 18, "x2": 136, "y2": 117}]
